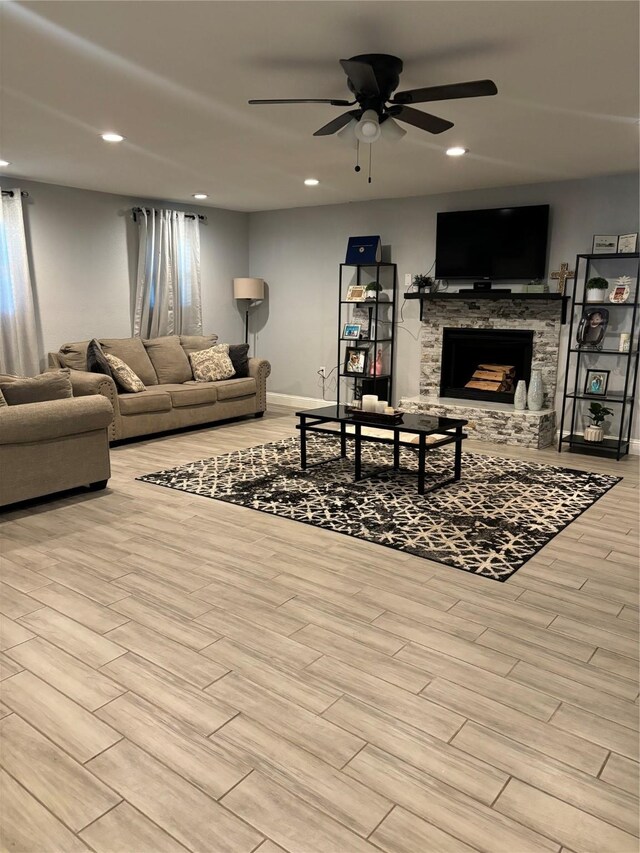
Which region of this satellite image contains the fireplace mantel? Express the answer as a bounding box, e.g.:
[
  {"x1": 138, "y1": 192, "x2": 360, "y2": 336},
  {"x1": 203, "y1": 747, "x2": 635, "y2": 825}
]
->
[{"x1": 404, "y1": 291, "x2": 570, "y2": 323}]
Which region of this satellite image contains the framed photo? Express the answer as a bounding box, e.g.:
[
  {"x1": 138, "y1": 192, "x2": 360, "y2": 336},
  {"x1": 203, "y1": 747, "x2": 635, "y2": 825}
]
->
[
  {"x1": 609, "y1": 284, "x2": 630, "y2": 303},
  {"x1": 592, "y1": 235, "x2": 619, "y2": 255},
  {"x1": 344, "y1": 347, "x2": 368, "y2": 375},
  {"x1": 342, "y1": 323, "x2": 361, "y2": 339},
  {"x1": 584, "y1": 369, "x2": 610, "y2": 396},
  {"x1": 346, "y1": 285, "x2": 366, "y2": 302},
  {"x1": 576, "y1": 306, "x2": 609, "y2": 348},
  {"x1": 617, "y1": 233, "x2": 638, "y2": 254}
]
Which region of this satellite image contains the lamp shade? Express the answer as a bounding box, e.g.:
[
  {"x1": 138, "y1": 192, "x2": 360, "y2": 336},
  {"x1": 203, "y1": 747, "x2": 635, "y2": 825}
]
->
[{"x1": 233, "y1": 277, "x2": 264, "y2": 300}]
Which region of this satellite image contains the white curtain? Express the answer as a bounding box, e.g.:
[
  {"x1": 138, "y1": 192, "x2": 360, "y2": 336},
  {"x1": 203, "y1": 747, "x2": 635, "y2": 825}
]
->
[
  {"x1": 133, "y1": 208, "x2": 202, "y2": 338},
  {"x1": 0, "y1": 190, "x2": 39, "y2": 375}
]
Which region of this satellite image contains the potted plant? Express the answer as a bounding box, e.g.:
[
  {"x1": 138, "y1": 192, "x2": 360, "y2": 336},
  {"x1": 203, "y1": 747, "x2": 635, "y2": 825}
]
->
[
  {"x1": 586, "y1": 277, "x2": 608, "y2": 303},
  {"x1": 364, "y1": 282, "x2": 382, "y2": 301},
  {"x1": 584, "y1": 401, "x2": 614, "y2": 443},
  {"x1": 413, "y1": 274, "x2": 434, "y2": 291}
]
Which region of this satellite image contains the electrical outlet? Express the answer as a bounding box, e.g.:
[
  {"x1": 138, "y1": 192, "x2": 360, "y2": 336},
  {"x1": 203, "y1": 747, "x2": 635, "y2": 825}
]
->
[{"x1": 404, "y1": 273, "x2": 412, "y2": 288}]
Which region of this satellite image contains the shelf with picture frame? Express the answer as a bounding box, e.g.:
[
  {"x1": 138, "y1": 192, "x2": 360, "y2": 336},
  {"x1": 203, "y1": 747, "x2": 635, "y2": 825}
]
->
[
  {"x1": 337, "y1": 262, "x2": 397, "y2": 408},
  {"x1": 558, "y1": 251, "x2": 639, "y2": 460}
]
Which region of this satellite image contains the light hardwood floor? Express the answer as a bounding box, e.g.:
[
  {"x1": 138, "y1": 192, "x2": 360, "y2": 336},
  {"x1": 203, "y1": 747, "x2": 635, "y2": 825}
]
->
[{"x1": 0, "y1": 405, "x2": 638, "y2": 853}]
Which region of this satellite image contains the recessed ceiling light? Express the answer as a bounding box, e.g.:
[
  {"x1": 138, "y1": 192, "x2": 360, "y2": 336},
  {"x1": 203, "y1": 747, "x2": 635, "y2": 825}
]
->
[
  {"x1": 0, "y1": 159, "x2": 10, "y2": 167},
  {"x1": 446, "y1": 146, "x2": 468, "y2": 157},
  {"x1": 192, "y1": 193, "x2": 208, "y2": 200},
  {"x1": 304, "y1": 178, "x2": 320, "y2": 186},
  {"x1": 101, "y1": 132, "x2": 125, "y2": 143}
]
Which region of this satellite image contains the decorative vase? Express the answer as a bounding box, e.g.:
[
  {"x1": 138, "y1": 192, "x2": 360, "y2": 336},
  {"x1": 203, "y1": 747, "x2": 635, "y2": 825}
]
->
[
  {"x1": 586, "y1": 288, "x2": 607, "y2": 303},
  {"x1": 514, "y1": 380, "x2": 527, "y2": 411},
  {"x1": 527, "y1": 369, "x2": 544, "y2": 411},
  {"x1": 584, "y1": 424, "x2": 604, "y2": 443}
]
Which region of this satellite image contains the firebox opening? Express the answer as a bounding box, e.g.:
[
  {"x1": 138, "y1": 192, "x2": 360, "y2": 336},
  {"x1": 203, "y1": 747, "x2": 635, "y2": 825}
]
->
[{"x1": 440, "y1": 328, "x2": 534, "y2": 403}]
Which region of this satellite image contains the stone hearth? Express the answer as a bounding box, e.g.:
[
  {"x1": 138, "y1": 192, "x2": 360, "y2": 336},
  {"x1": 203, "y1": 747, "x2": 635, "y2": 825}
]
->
[{"x1": 401, "y1": 297, "x2": 563, "y2": 448}]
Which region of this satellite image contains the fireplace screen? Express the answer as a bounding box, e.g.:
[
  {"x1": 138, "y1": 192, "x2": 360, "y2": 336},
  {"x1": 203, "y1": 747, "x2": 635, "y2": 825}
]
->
[{"x1": 440, "y1": 328, "x2": 534, "y2": 403}]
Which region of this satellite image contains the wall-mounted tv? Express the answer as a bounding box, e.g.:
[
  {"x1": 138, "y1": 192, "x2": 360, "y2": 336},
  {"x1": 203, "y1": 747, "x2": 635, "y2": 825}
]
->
[{"x1": 435, "y1": 204, "x2": 550, "y2": 280}]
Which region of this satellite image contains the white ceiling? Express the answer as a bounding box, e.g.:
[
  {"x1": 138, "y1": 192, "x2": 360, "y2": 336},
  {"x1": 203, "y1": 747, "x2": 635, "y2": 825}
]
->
[{"x1": 1, "y1": 1, "x2": 638, "y2": 212}]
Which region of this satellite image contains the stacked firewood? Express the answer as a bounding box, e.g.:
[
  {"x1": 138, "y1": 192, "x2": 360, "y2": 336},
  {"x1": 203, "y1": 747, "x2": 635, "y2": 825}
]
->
[{"x1": 465, "y1": 364, "x2": 516, "y2": 392}]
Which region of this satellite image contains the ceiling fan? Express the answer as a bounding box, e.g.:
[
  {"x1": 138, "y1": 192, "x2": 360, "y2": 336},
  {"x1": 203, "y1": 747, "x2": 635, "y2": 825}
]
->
[{"x1": 248, "y1": 53, "x2": 498, "y2": 142}]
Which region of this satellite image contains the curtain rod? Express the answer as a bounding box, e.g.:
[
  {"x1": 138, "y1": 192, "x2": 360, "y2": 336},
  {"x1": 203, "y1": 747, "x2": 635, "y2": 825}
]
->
[
  {"x1": 132, "y1": 206, "x2": 206, "y2": 223},
  {"x1": 1, "y1": 190, "x2": 29, "y2": 198}
]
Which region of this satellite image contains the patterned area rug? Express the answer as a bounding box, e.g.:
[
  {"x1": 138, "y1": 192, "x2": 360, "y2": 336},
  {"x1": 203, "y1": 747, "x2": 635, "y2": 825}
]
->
[{"x1": 137, "y1": 435, "x2": 621, "y2": 581}]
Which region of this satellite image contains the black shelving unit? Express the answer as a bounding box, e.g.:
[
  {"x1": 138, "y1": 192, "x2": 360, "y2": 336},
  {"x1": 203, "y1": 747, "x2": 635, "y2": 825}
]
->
[
  {"x1": 337, "y1": 263, "x2": 397, "y2": 407},
  {"x1": 558, "y1": 252, "x2": 639, "y2": 460}
]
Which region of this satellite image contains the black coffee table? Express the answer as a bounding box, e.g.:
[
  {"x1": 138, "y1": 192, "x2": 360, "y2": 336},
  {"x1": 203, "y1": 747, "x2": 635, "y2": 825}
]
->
[{"x1": 295, "y1": 405, "x2": 468, "y2": 495}]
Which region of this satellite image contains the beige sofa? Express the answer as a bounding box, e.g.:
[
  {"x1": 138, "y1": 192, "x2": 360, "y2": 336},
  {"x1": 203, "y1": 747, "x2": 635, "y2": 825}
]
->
[
  {"x1": 0, "y1": 396, "x2": 113, "y2": 507},
  {"x1": 48, "y1": 335, "x2": 271, "y2": 442}
]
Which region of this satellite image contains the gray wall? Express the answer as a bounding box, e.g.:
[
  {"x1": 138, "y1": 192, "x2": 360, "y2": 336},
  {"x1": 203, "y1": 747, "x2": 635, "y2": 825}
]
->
[
  {"x1": 0, "y1": 177, "x2": 249, "y2": 366},
  {"x1": 249, "y1": 172, "x2": 639, "y2": 436}
]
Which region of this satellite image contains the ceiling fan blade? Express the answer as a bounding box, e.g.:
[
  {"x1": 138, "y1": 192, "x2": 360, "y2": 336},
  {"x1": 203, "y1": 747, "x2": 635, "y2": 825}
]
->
[
  {"x1": 392, "y1": 79, "x2": 498, "y2": 105},
  {"x1": 313, "y1": 110, "x2": 359, "y2": 136},
  {"x1": 390, "y1": 105, "x2": 453, "y2": 135},
  {"x1": 340, "y1": 59, "x2": 380, "y2": 95},
  {"x1": 248, "y1": 98, "x2": 353, "y2": 106}
]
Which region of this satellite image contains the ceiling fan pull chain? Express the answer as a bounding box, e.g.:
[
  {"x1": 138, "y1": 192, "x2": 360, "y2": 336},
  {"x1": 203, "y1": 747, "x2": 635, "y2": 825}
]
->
[
  {"x1": 368, "y1": 143, "x2": 372, "y2": 183},
  {"x1": 354, "y1": 140, "x2": 361, "y2": 173}
]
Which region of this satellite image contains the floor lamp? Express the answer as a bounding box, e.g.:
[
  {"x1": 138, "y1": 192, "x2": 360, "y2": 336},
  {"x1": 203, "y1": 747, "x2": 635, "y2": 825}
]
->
[{"x1": 233, "y1": 277, "x2": 264, "y2": 345}]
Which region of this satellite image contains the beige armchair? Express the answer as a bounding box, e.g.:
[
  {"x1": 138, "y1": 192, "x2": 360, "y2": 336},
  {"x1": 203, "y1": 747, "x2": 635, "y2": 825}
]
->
[{"x1": 0, "y1": 396, "x2": 113, "y2": 507}]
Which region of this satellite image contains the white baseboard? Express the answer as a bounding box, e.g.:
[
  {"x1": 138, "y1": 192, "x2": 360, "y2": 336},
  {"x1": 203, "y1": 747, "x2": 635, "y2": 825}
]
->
[
  {"x1": 268, "y1": 393, "x2": 640, "y2": 455},
  {"x1": 267, "y1": 392, "x2": 335, "y2": 410}
]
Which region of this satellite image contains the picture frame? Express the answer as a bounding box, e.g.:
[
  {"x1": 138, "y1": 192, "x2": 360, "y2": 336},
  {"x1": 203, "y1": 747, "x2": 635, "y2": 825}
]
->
[
  {"x1": 609, "y1": 284, "x2": 630, "y2": 303},
  {"x1": 344, "y1": 347, "x2": 368, "y2": 375},
  {"x1": 592, "y1": 235, "x2": 619, "y2": 255},
  {"x1": 346, "y1": 284, "x2": 366, "y2": 302},
  {"x1": 617, "y1": 233, "x2": 638, "y2": 254},
  {"x1": 576, "y1": 306, "x2": 609, "y2": 348},
  {"x1": 342, "y1": 323, "x2": 361, "y2": 339},
  {"x1": 584, "y1": 369, "x2": 610, "y2": 397}
]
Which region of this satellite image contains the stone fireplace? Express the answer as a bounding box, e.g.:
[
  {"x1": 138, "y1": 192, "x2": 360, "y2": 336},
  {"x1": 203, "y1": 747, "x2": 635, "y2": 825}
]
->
[{"x1": 401, "y1": 297, "x2": 564, "y2": 448}]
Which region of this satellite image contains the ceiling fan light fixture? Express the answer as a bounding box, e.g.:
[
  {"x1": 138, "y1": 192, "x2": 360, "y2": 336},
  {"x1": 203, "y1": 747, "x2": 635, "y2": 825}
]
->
[
  {"x1": 336, "y1": 118, "x2": 359, "y2": 148},
  {"x1": 355, "y1": 110, "x2": 381, "y2": 144},
  {"x1": 380, "y1": 117, "x2": 407, "y2": 142},
  {"x1": 446, "y1": 146, "x2": 468, "y2": 157}
]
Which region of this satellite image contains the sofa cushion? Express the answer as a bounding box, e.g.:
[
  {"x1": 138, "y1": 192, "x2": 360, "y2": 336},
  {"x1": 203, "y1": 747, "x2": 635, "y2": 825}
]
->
[
  {"x1": 87, "y1": 339, "x2": 113, "y2": 377},
  {"x1": 99, "y1": 337, "x2": 158, "y2": 386},
  {"x1": 143, "y1": 335, "x2": 193, "y2": 384},
  {"x1": 105, "y1": 354, "x2": 145, "y2": 393},
  {"x1": 214, "y1": 377, "x2": 257, "y2": 401},
  {"x1": 228, "y1": 343, "x2": 250, "y2": 378},
  {"x1": 118, "y1": 389, "x2": 171, "y2": 415},
  {"x1": 58, "y1": 341, "x2": 89, "y2": 371},
  {"x1": 0, "y1": 369, "x2": 73, "y2": 405},
  {"x1": 189, "y1": 344, "x2": 235, "y2": 382},
  {"x1": 180, "y1": 334, "x2": 218, "y2": 357},
  {"x1": 158, "y1": 383, "x2": 218, "y2": 408}
]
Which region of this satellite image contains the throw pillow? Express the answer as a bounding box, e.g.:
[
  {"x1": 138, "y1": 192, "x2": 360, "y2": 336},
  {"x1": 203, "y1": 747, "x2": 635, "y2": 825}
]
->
[
  {"x1": 189, "y1": 344, "x2": 236, "y2": 382},
  {"x1": 0, "y1": 369, "x2": 73, "y2": 405},
  {"x1": 58, "y1": 341, "x2": 90, "y2": 371},
  {"x1": 143, "y1": 335, "x2": 193, "y2": 384},
  {"x1": 228, "y1": 343, "x2": 250, "y2": 378},
  {"x1": 87, "y1": 339, "x2": 112, "y2": 377},
  {"x1": 99, "y1": 338, "x2": 158, "y2": 386},
  {"x1": 104, "y1": 354, "x2": 146, "y2": 393},
  {"x1": 0, "y1": 388, "x2": 7, "y2": 407},
  {"x1": 179, "y1": 334, "x2": 219, "y2": 357}
]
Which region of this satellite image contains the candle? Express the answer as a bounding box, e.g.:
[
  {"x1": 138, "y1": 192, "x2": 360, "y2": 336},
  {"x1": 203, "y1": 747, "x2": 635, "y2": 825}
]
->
[
  {"x1": 362, "y1": 395, "x2": 378, "y2": 412},
  {"x1": 376, "y1": 400, "x2": 388, "y2": 413}
]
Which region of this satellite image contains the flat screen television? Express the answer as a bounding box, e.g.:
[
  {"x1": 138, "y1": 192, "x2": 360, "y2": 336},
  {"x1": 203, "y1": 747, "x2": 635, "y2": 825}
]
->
[{"x1": 435, "y1": 204, "x2": 550, "y2": 280}]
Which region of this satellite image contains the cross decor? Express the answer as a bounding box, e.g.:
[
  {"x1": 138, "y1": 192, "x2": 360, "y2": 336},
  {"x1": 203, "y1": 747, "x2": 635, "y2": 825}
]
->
[{"x1": 551, "y1": 262, "x2": 575, "y2": 295}]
